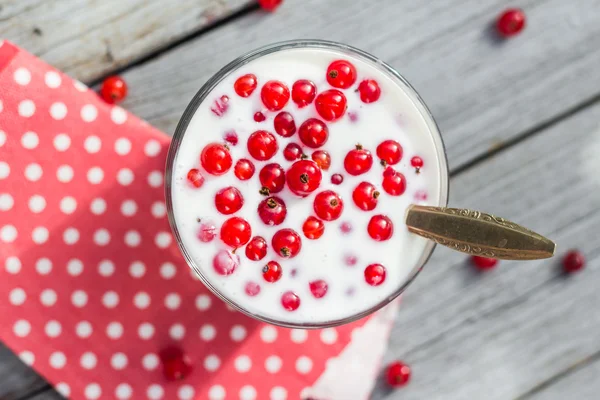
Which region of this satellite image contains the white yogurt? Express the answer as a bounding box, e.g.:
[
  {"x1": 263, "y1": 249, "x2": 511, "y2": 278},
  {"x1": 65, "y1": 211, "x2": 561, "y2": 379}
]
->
[{"x1": 169, "y1": 44, "x2": 446, "y2": 326}]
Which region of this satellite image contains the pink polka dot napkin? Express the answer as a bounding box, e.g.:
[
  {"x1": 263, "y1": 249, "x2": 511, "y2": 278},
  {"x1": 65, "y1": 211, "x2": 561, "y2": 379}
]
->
[{"x1": 0, "y1": 41, "x2": 397, "y2": 400}]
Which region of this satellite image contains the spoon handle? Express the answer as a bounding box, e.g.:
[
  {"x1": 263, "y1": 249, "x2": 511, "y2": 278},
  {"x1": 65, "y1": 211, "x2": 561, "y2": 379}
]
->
[{"x1": 405, "y1": 205, "x2": 556, "y2": 260}]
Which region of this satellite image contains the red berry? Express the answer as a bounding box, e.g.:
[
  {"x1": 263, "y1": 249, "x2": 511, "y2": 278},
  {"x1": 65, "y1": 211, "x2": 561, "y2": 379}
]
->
[
  {"x1": 314, "y1": 190, "x2": 344, "y2": 221},
  {"x1": 234, "y1": 159, "x2": 255, "y2": 181},
  {"x1": 292, "y1": 79, "x2": 317, "y2": 107},
  {"x1": 383, "y1": 166, "x2": 396, "y2": 178},
  {"x1": 331, "y1": 174, "x2": 344, "y2": 185},
  {"x1": 213, "y1": 249, "x2": 240, "y2": 275},
  {"x1": 215, "y1": 186, "x2": 244, "y2": 215},
  {"x1": 262, "y1": 261, "x2": 283, "y2": 282},
  {"x1": 299, "y1": 118, "x2": 329, "y2": 148},
  {"x1": 283, "y1": 142, "x2": 304, "y2": 161},
  {"x1": 273, "y1": 112, "x2": 296, "y2": 137},
  {"x1": 357, "y1": 80, "x2": 381, "y2": 103},
  {"x1": 364, "y1": 263, "x2": 386, "y2": 286},
  {"x1": 100, "y1": 76, "x2": 128, "y2": 104},
  {"x1": 497, "y1": 8, "x2": 526, "y2": 37},
  {"x1": 234, "y1": 74, "x2": 258, "y2": 97},
  {"x1": 259, "y1": 163, "x2": 286, "y2": 193},
  {"x1": 385, "y1": 361, "x2": 411, "y2": 387},
  {"x1": 382, "y1": 171, "x2": 407, "y2": 196},
  {"x1": 352, "y1": 182, "x2": 380, "y2": 211},
  {"x1": 258, "y1": 0, "x2": 282, "y2": 12},
  {"x1": 210, "y1": 95, "x2": 230, "y2": 117},
  {"x1": 411, "y1": 156, "x2": 423, "y2": 171},
  {"x1": 311, "y1": 150, "x2": 331, "y2": 170},
  {"x1": 272, "y1": 229, "x2": 302, "y2": 258},
  {"x1": 261, "y1": 80, "x2": 290, "y2": 111},
  {"x1": 223, "y1": 130, "x2": 238, "y2": 146},
  {"x1": 186, "y1": 168, "x2": 205, "y2": 188},
  {"x1": 245, "y1": 281, "x2": 261, "y2": 296},
  {"x1": 160, "y1": 347, "x2": 193, "y2": 381},
  {"x1": 340, "y1": 222, "x2": 352, "y2": 234},
  {"x1": 315, "y1": 89, "x2": 347, "y2": 121},
  {"x1": 220, "y1": 217, "x2": 252, "y2": 247},
  {"x1": 254, "y1": 111, "x2": 266, "y2": 122},
  {"x1": 563, "y1": 250, "x2": 585, "y2": 273},
  {"x1": 303, "y1": 216, "x2": 325, "y2": 239},
  {"x1": 309, "y1": 280, "x2": 328, "y2": 299},
  {"x1": 245, "y1": 236, "x2": 268, "y2": 261},
  {"x1": 247, "y1": 130, "x2": 278, "y2": 161},
  {"x1": 345, "y1": 254, "x2": 358, "y2": 266},
  {"x1": 326, "y1": 60, "x2": 357, "y2": 89},
  {"x1": 257, "y1": 196, "x2": 287, "y2": 226},
  {"x1": 471, "y1": 256, "x2": 498, "y2": 271},
  {"x1": 197, "y1": 221, "x2": 216, "y2": 242},
  {"x1": 367, "y1": 215, "x2": 393, "y2": 241},
  {"x1": 377, "y1": 140, "x2": 402, "y2": 165},
  {"x1": 344, "y1": 144, "x2": 373, "y2": 176},
  {"x1": 286, "y1": 160, "x2": 322, "y2": 197},
  {"x1": 281, "y1": 291, "x2": 300, "y2": 311},
  {"x1": 201, "y1": 143, "x2": 232, "y2": 175}
]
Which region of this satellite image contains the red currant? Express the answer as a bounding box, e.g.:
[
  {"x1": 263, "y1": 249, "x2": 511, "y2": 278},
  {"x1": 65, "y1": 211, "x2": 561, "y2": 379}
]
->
[
  {"x1": 259, "y1": 163, "x2": 286, "y2": 193},
  {"x1": 563, "y1": 250, "x2": 585, "y2": 273},
  {"x1": 261, "y1": 80, "x2": 290, "y2": 111},
  {"x1": 272, "y1": 228, "x2": 302, "y2": 258},
  {"x1": 292, "y1": 79, "x2": 317, "y2": 107},
  {"x1": 254, "y1": 111, "x2": 266, "y2": 122},
  {"x1": 471, "y1": 256, "x2": 498, "y2": 271},
  {"x1": 210, "y1": 95, "x2": 230, "y2": 117},
  {"x1": 315, "y1": 89, "x2": 347, "y2": 121},
  {"x1": 262, "y1": 260, "x2": 283, "y2": 282},
  {"x1": 213, "y1": 249, "x2": 240, "y2": 275},
  {"x1": 186, "y1": 168, "x2": 205, "y2": 188},
  {"x1": 257, "y1": 196, "x2": 287, "y2": 226},
  {"x1": 309, "y1": 280, "x2": 328, "y2": 299},
  {"x1": 286, "y1": 160, "x2": 322, "y2": 197},
  {"x1": 302, "y1": 216, "x2": 325, "y2": 239},
  {"x1": 247, "y1": 130, "x2": 278, "y2": 161},
  {"x1": 214, "y1": 186, "x2": 244, "y2": 215},
  {"x1": 160, "y1": 347, "x2": 192, "y2": 381},
  {"x1": 377, "y1": 140, "x2": 402, "y2": 165},
  {"x1": 367, "y1": 215, "x2": 393, "y2": 241},
  {"x1": 326, "y1": 60, "x2": 357, "y2": 89},
  {"x1": 223, "y1": 130, "x2": 238, "y2": 146},
  {"x1": 411, "y1": 156, "x2": 423, "y2": 172},
  {"x1": 344, "y1": 144, "x2": 373, "y2": 176},
  {"x1": 345, "y1": 254, "x2": 358, "y2": 266},
  {"x1": 331, "y1": 174, "x2": 344, "y2": 185},
  {"x1": 382, "y1": 171, "x2": 407, "y2": 196},
  {"x1": 311, "y1": 150, "x2": 331, "y2": 170},
  {"x1": 100, "y1": 76, "x2": 128, "y2": 104},
  {"x1": 385, "y1": 361, "x2": 411, "y2": 387},
  {"x1": 201, "y1": 143, "x2": 232, "y2": 175},
  {"x1": 352, "y1": 182, "x2": 379, "y2": 211},
  {"x1": 273, "y1": 111, "x2": 296, "y2": 137},
  {"x1": 497, "y1": 8, "x2": 526, "y2": 37},
  {"x1": 357, "y1": 80, "x2": 381, "y2": 103},
  {"x1": 234, "y1": 74, "x2": 258, "y2": 97},
  {"x1": 283, "y1": 142, "x2": 304, "y2": 161},
  {"x1": 299, "y1": 118, "x2": 329, "y2": 148},
  {"x1": 234, "y1": 159, "x2": 255, "y2": 181},
  {"x1": 340, "y1": 222, "x2": 352, "y2": 234},
  {"x1": 281, "y1": 291, "x2": 300, "y2": 311},
  {"x1": 383, "y1": 166, "x2": 396, "y2": 178},
  {"x1": 197, "y1": 221, "x2": 216, "y2": 242},
  {"x1": 220, "y1": 217, "x2": 252, "y2": 247},
  {"x1": 245, "y1": 281, "x2": 261, "y2": 296},
  {"x1": 258, "y1": 0, "x2": 282, "y2": 12},
  {"x1": 314, "y1": 190, "x2": 344, "y2": 221},
  {"x1": 245, "y1": 236, "x2": 268, "y2": 261},
  {"x1": 364, "y1": 263, "x2": 386, "y2": 286}
]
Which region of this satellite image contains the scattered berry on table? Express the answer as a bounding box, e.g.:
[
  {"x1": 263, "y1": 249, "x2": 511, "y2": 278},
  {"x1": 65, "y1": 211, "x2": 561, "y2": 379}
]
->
[
  {"x1": 247, "y1": 130, "x2": 278, "y2": 161},
  {"x1": 364, "y1": 263, "x2": 386, "y2": 286},
  {"x1": 286, "y1": 159, "x2": 323, "y2": 197},
  {"x1": 315, "y1": 89, "x2": 348, "y2": 121},
  {"x1": 220, "y1": 217, "x2": 252, "y2": 248},
  {"x1": 246, "y1": 237, "x2": 268, "y2": 261},
  {"x1": 345, "y1": 254, "x2": 358, "y2": 266},
  {"x1": 309, "y1": 280, "x2": 328, "y2": 298},
  {"x1": 281, "y1": 291, "x2": 301, "y2": 311},
  {"x1": 382, "y1": 170, "x2": 406, "y2": 196},
  {"x1": 223, "y1": 130, "x2": 239, "y2": 146},
  {"x1": 210, "y1": 95, "x2": 230, "y2": 117},
  {"x1": 283, "y1": 142, "x2": 304, "y2": 161},
  {"x1": 273, "y1": 111, "x2": 297, "y2": 137},
  {"x1": 496, "y1": 8, "x2": 526, "y2": 37},
  {"x1": 411, "y1": 156, "x2": 423, "y2": 173},
  {"x1": 377, "y1": 140, "x2": 403, "y2": 165},
  {"x1": 385, "y1": 361, "x2": 411, "y2": 388},
  {"x1": 357, "y1": 79, "x2": 381, "y2": 103},
  {"x1": 563, "y1": 250, "x2": 585, "y2": 273},
  {"x1": 258, "y1": 0, "x2": 283, "y2": 12},
  {"x1": 340, "y1": 221, "x2": 352, "y2": 234},
  {"x1": 260, "y1": 163, "x2": 286, "y2": 193},
  {"x1": 258, "y1": 196, "x2": 287, "y2": 226},
  {"x1": 299, "y1": 118, "x2": 329, "y2": 148},
  {"x1": 160, "y1": 347, "x2": 193, "y2": 381},
  {"x1": 353, "y1": 182, "x2": 380, "y2": 211},
  {"x1": 302, "y1": 216, "x2": 325, "y2": 239},
  {"x1": 213, "y1": 249, "x2": 240, "y2": 275},
  {"x1": 311, "y1": 150, "x2": 331, "y2": 170},
  {"x1": 326, "y1": 60, "x2": 357, "y2": 89},
  {"x1": 197, "y1": 221, "x2": 217, "y2": 243},
  {"x1": 234, "y1": 73, "x2": 258, "y2": 97},
  {"x1": 201, "y1": 143, "x2": 232, "y2": 175},
  {"x1": 186, "y1": 168, "x2": 205, "y2": 188},
  {"x1": 344, "y1": 144, "x2": 373, "y2": 176},
  {"x1": 261, "y1": 80, "x2": 290, "y2": 111},
  {"x1": 254, "y1": 111, "x2": 266, "y2": 122},
  {"x1": 100, "y1": 76, "x2": 128, "y2": 104},
  {"x1": 367, "y1": 215, "x2": 393, "y2": 241},
  {"x1": 471, "y1": 255, "x2": 498, "y2": 270},
  {"x1": 215, "y1": 186, "x2": 244, "y2": 215},
  {"x1": 292, "y1": 79, "x2": 317, "y2": 107},
  {"x1": 263, "y1": 261, "x2": 283, "y2": 282},
  {"x1": 245, "y1": 281, "x2": 261, "y2": 296},
  {"x1": 331, "y1": 173, "x2": 344, "y2": 185},
  {"x1": 314, "y1": 190, "x2": 344, "y2": 221},
  {"x1": 234, "y1": 159, "x2": 256, "y2": 180},
  {"x1": 272, "y1": 228, "x2": 302, "y2": 258}
]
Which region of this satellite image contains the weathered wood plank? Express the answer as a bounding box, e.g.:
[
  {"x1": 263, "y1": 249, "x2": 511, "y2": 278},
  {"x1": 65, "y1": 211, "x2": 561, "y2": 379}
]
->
[
  {"x1": 0, "y1": 0, "x2": 255, "y2": 82},
  {"x1": 26, "y1": 387, "x2": 63, "y2": 400},
  {"x1": 0, "y1": 343, "x2": 48, "y2": 400}
]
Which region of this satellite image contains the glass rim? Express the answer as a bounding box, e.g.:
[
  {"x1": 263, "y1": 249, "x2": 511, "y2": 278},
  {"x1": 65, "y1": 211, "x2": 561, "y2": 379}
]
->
[{"x1": 165, "y1": 39, "x2": 450, "y2": 329}]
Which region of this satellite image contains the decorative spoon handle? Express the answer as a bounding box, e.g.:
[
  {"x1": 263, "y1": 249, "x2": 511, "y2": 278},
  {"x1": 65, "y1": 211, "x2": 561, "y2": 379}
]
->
[{"x1": 405, "y1": 205, "x2": 556, "y2": 260}]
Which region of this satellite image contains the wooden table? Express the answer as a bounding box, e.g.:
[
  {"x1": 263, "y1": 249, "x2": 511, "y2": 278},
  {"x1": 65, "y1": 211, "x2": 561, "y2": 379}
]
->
[{"x1": 1, "y1": 0, "x2": 600, "y2": 398}]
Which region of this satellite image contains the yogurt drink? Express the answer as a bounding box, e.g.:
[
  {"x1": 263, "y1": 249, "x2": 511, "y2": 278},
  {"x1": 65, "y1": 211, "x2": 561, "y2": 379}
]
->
[{"x1": 166, "y1": 40, "x2": 448, "y2": 327}]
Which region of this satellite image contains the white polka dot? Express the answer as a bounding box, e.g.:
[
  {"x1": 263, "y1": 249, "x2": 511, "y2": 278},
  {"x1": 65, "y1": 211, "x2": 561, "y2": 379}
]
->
[
  {"x1": 90, "y1": 198, "x2": 106, "y2": 215},
  {"x1": 35, "y1": 258, "x2": 52, "y2": 275},
  {"x1": 178, "y1": 385, "x2": 195, "y2": 400},
  {"x1": 14, "y1": 320, "x2": 31, "y2": 337},
  {"x1": 158, "y1": 262, "x2": 176, "y2": 280},
  {"x1": 14, "y1": 68, "x2": 31, "y2": 85},
  {"x1": 76, "y1": 321, "x2": 93, "y2": 338},
  {"x1": 148, "y1": 170, "x2": 163, "y2": 188},
  {"x1": 45, "y1": 71, "x2": 62, "y2": 88},
  {"x1": 71, "y1": 290, "x2": 88, "y2": 307},
  {"x1": 204, "y1": 355, "x2": 221, "y2": 372},
  {"x1": 145, "y1": 139, "x2": 161, "y2": 157},
  {"x1": 240, "y1": 385, "x2": 257, "y2": 400},
  {"x1": 151, "y1": 201, "x2": 166, "y2": 218},
  {"x1": 147, "y1": 384, "x2": 164, "y2": 400},
  {"x1": 32, "y1": 226, "x2": 49, "y2": 244},
  {"x1": 265, "y1": 355, "x2": 282, "y2": 373},
  {"x1": 0, "y1": 193, "x2": 13, "y2": 211},
  {"x1": 129, "y1": 261, "x2": 146, "y2": 278},
  {"x1": 49, "y1": 102, "x2": 67, "y2": 120},
  {"x1": 270, "y1": 387, "x2": 287, "y2": 400},
  {"x1": 18, "y1": 100, "x2": 35, "y2": 117},
  {"x1": 138, "y1": 322, "x2": 155, "y2": 340},
  {"x1": 80, "y1": 352, "x2": 97, "y2": 369},
  {"x1": 196, "y1": 294, "x2": 211, "y2": 311},
  {"x1": 320, "y1": 327, "x2": 338, "y2": 344},
  {"x1": 84, "y1": 135, "x2": 102, "y2": 153},
  {"x1": 115, "y1": 137, "x2": 132, "y2": 155},
  {"x1": 81, "y1": 104, "x2": 98, "y2": 122},
  {"x1": 155, "y1": 231, "x2": 172, "y2": 248},
  {"x1": 24, "y1": 163, "x2": 42, "y2": 181},
  {"x1": 115, "y1": 383, "x2": 132, "y2": 399},
  {"x1": 53, "y1": 133, "x2": 71, "y2": 151},
  {"x1": 40, "y1": 289, "x2": 57, "y2": 306},
  {"x1": 56, "y1": 383, "x2": 71, "y2": 397},
  {"x1": 121, "y1": 200, "x2": 137, "y2": 216},
  {"x1": 67, "y1": 259, "x2": 84, "y2": 276},
  {"x1": 45, "y1": 320, "x2": 62, "y2": 337},
  {"x1": 60, "y1": 196, "x2": 77, "y2": 214},
  {"x1": 0, "y1": 225, "x2": 17, "y2": 242},
  {"x1": 19, "y1": 351, "x2": 35, "y2": 366},
  {"x1": 111, "y1": 107, "x2": 127, "y2": 124},
  {"x1": 200, "y1": 324, "x2": 216, "y2": 341},
  {"x1": 234, "y1": 355, "x2": 252, "y2": 373},
  {"x1": 94, "y1": 229, "x2": 111, "y2": 247},
  {"x1": 134, "y1": 292, "x2": 151, "y2": 309},
  {"x1": 291, "y1": 329, "x2": 308, "y2": 343},
  {"x1": 295, "y1": 356, "x2": 313, "y2": 374},
  {"x1": 74, "y1": 80, "x2": 88, "y2": 92},
  {"x1": 0, "y1": 161, "x2": 9, "y2": 179},
  {"x1": 117, "y1": 168, "x2": 134, "y2": 185},
  {"x1": 63, "y1": 227, "x2": 80, "y2": 244},
  {"x1": 28, "y1": 195, "x2": 46, "y2": 213},
  {"x1": 230, "y1": 325, "x2": 247, "y2": 342},
  {"x1": 169, "y1": 323, "x2": 185, "y2": 340},
  {"x1": 260, "y1": 325, "x2": 278, "y2": 343},
  {"x1": 21, "y1": 131, "x2": 38, "y2": 149},
  {"x1": 0, "y1": 130, "x2": 5, "y2": 146},
  {"x1": 165, "y1": 293, "x2": 181, "y2": 310},
  {"x1": 85, "y1": 383, "x2": 102, "y2": 400},
  {"x1": 102, "y1": 291, "x2": 119, "y2": 308},
  {"x1": 97, "y1": 260, "x2": 114, "y2": 276},
  {"x1": 208, "y1": 385, "x2": 226, "y2": 400},
  {"x1": 125, "y1": 230, "x2": 141, "y2": 247},
  {"x1": 56, "y1": 164, "x2": 74, "y2": 182},
  {"x1": 142, "y1": 353, "x2": 159, "y2": 370},
  {"x1": 9, "y1": 288, "x2": 26, "y2": 305},
  {"x1": 106, "y1": 322, "x2": 123, "y2": 339},
  {"x1": 87, "y1": 166, "x2": 104, "y2": 184},
  {"x1": 5, "y1": 256, "x2": 21, "y2": 274},
  {"x1": 111, "y1": 353, "x2": 128, "y2": 370},
  {"x1": 49, "y1": 351, "x2": 66, "y2": 369}
]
